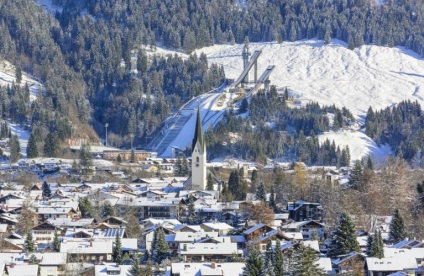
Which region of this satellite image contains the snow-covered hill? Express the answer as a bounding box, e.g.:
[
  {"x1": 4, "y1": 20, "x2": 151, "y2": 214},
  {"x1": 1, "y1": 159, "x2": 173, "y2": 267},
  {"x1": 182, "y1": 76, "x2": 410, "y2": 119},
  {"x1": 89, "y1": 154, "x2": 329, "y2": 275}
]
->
[
  {"x1": 0, "y1": 59, "x2": 43, "y2": 102},
  {"x1": 196, "y1": 39, "x2": 424, "y2": 119}
]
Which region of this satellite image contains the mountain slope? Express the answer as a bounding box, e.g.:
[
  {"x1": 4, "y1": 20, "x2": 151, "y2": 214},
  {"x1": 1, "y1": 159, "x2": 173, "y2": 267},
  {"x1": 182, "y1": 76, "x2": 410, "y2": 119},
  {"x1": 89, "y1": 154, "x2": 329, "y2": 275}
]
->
[{"x1": 196, "y1": 39, "x2": 424, "y2": 119}]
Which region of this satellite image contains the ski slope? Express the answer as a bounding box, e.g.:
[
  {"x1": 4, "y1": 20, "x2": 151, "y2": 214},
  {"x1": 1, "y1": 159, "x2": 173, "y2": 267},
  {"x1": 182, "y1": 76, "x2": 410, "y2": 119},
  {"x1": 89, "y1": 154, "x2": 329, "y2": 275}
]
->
[{"x1": 196, "y1": 39, "x2": 424, "y2": 119}]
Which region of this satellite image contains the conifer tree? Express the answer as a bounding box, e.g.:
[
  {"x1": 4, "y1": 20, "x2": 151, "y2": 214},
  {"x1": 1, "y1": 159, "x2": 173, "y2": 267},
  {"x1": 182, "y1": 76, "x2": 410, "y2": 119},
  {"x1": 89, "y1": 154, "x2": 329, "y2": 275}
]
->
[
  {"x1": 53, "y1": 230, "x2": 60, "y2": 252},
  {"x1": 228, "y1": 170, "x2": 241, "y2": 200},
  {"x1": 269, "y1": 185, "x2": 276, "y2": 211},
  {"x1": 27, "y1": 132, "x2": 38, "y2": 158},
  {"x1": 349, "y1": 161, "x2": 364, "y2": 190},
  {"x1": 389, "y1": 208, "x2": 407, "y2": 244},
  {"x1": 329, "y1": 213, "x2": 359, "y2": 257},
  {"x1": 129, "y1": 256, "x2": 141, "y2": 276},
  {"x1": 8, "y1": 135, "x2": 20, "y2": 163},
  {"x1": 29, "y1": 254, "x2": 38, "y2": 264},
  {"x1": 25, "y1": 231, "x2": 35, "y2": 252},
  {"x1": 152, "y1": 228, "x2": 170, "y2": 265},
  {"x1": 113, "y1": 230, "x2": 123, "y2": 264},
  {"x1": 366, "y1": 234, "x2": 374, "y2": 256},
  {"x1": 43, "y1": 132, "x2": 59, "y2": 157},
  {"x1": 42, "y1": 181, "x2": 51, "y2": 198},
  {"x1": 175, "y1": 155, "x2": 182, "y2": 176},
  {"x1": 181, "y1": 154, "x2": 189, "y2": 176},
  {"x1": 251, "y1": 169, "x2": 258, "y2": 185},
  {"x1": 101, "y1": 202, "x2": 115, "y2": 218},
  {"x1": 256, "y1": 182, "x2": 266, "y2": 202},
  {"x1": 79, "y1": 197, "x2": 93, "y2": 218},
  {"x1": 149, "y1": 230, "x2": 158, "y2": 261},
  {"x1": 15, "y1": 66, "x2": 22, "y2": 84},
  {"x1": 117, "y1": 154, "x2": 122, "y2": 163},
  {"x1": 187, "y1": 194, "x2": 196, "y2": 224},
  {"x1": 294, "y1": 245, "x2": 325, "y2": 276},
  {"x1": 80, "y1": 143, "x2": 93, "y2": 175},
  {"x1": 141, "y1": 249, "x2": 150, "y2": 264},
  {"x1": 243, "y1": 248, "x2": 264, "y2": 276},
  {"x1": 264, "y1": 239, "x2": 275, "y2": 271},
  {"x1": 206, "y1": 173, "x2": 214, "y2": 191},
  {"x1": 372, "y1": 230, "x2": 384, "y2": 258},
  {"x1": 275, "y1": 240, "x2": 284, "y2": 276}
]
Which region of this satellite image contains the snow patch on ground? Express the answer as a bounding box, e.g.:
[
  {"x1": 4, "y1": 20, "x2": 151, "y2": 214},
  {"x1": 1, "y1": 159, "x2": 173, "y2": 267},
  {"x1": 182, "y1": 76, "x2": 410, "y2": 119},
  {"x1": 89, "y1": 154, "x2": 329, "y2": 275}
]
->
[
  {"x1": 318, "y1": 129, "x2": 392, "y2": 164},
  {"x1": 7, "y1": 123, "x2": 30, "y2": 157},
  {"x1": 0, "y1": 59, "x2": 44, "y2": 102}
]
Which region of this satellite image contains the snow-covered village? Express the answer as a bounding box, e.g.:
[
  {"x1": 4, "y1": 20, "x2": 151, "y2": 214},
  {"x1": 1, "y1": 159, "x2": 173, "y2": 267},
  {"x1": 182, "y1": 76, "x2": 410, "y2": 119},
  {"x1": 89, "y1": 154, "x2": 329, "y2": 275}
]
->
[{"x1": 4, "y1": 0, "x2": 424, "y2": 275}]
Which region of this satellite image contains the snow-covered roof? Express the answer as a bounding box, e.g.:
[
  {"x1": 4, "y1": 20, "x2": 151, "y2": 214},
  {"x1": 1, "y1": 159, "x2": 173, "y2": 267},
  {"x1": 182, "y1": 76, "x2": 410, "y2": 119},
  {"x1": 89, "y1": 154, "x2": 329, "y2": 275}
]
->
[
  {"x1": 6, "y1": 264, "x2": 38, "y2": 276},
  {"x1": 170, "y1": 262, "x2": 245, "y2": 276},
  {"x1": 201, "y1": 222, "x2": 233, "y2": 230}
]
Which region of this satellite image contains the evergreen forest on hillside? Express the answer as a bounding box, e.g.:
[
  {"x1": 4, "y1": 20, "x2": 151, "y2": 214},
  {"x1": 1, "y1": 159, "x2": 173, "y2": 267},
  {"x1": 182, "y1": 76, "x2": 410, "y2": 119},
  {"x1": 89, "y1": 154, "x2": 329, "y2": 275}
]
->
[{"x1": 2, "y1": 0, "x2": 424, "y2": 162}]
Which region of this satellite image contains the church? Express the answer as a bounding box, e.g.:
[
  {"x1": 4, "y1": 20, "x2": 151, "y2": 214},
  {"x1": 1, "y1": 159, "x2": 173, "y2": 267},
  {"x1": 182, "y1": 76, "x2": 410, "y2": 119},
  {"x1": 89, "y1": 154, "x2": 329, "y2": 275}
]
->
[{"x1": 183, "y1": 108, "x2": 209, "y2": 191}]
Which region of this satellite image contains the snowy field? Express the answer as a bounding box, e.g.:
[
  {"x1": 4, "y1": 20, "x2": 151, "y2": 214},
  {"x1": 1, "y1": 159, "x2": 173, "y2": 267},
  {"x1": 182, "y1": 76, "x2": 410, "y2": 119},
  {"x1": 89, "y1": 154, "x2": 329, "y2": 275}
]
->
[
  {"x1": 195, "y1": 39, "x2": 424, "y2": 119},
  {"x1": 0, "y1": 59, "x2": 43, "y2": 102},
  {"x1": 318, "y1": 129, "x2": 392, "y2": 165}
]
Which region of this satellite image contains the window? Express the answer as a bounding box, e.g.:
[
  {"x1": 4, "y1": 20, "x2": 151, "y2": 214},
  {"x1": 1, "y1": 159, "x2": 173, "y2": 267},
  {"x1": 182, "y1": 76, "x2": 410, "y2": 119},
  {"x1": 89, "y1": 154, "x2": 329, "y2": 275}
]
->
[{"x1": 196, "y1": 157, "x2": 199, "y2": 163}]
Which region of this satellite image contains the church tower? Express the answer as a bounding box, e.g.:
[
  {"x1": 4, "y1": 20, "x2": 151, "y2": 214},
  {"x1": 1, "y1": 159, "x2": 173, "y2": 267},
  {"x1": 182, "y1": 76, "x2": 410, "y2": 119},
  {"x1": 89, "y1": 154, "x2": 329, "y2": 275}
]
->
[{"x1": 191, "y1": 108, "x2": 207, "y2": 190}]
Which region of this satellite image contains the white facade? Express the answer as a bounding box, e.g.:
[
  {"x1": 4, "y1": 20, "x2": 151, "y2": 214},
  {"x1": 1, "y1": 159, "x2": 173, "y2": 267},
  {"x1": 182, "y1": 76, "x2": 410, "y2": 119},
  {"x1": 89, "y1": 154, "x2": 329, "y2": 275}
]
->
[{"x1": 191, "y1": 140, "x2": 207, "y2": 191}]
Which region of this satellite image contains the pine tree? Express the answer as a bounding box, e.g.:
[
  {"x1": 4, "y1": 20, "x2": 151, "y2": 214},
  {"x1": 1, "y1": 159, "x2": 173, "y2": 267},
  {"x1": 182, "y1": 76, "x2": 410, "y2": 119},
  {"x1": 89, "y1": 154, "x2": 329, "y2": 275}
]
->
[
  {"x1": 206, "y1": 173, "x2": 214, "y2": 191},
  {"x1": 101, "y1": 202, "x2": 115, "y2": 218},
  {"x1": 137, "y1": 49, "x2": 148, "y2": 75},
  {"x1": 366, "y1": 234, "x2": 374, "y2": 256},
  {"x1": 256, "y1": 182, "x2": 266, "y2": 202},
  {"x1": 27, "y1": 132, "x2": 38, "y2": 158},
  {"x1": 29, "y1": 254, "x2": 38, "y2": 264},
  {"x1": 25, "y1": 231, "x2": 35, "y2": 252},
  {"x1": 228, "y1": 170, "x2": 241, "y2": 199},
  {"x1": 329, "y1": 213, "x2": 360, "y2": 257},
  {"x1": 113, "y1": 230, "x2": 123, "y2": 264},
  {"x1": 264, "y1": 239, "x2": 275, "y2": 270},
  {"x1": 175, "y1": 156, "x2": 182, "y2": 176},
  {"x1": 294, "y1": 245, "x2": 325, "y2": 276},
  {"x1": 141, "y1": 249, "x2": 150, "y2": 264},
  {"x1": 269, "y1": 185, "x2": 276, "y2": 211},
  {"x1": 367, "y1": 155, "x2": 374, "y2": 170},
  {"x1": 43, "y1": 132, "x2": 59, "y2": 157},
  {"x1": 150, "y1": 230, "x2": 158, "y2": 261},
  {"x1": 371, "y1": 230, "x2": 384, "y2": 258},
  {"x1": 8, "y1": 135, "x2": 21, "y2": 163},
  {"x1": 129, "y1": 256, "x2": 141, "y2": 276},
  {"x1": 79, "y1": 197, "x2": 93, "y2": 218},
  {"x1": 131, "y1": 149, "x2": 135, "y2": 162},
  {"x1": 349, "y1": 161, "x2": 364, "y2": 190},
  {"x1": 80, "y1": 143, "x2": 93, "y2": 175},
  {"x1": 42, "y1": 181, "x2": 51, "y2": 198},
  {"x1": 244, "y1": 248, "x2": 264, "y2": 276},
  {"x1": 117, "y1": 154, "x2": 122, "y2": 163},
  {"x1": 251, "y1": 169, "x2": 258, "y2": 185},
  {"x1": 187, "y1": 194, "x2": 196, "y2": 224},
  {"x1": 53, "y1": 230, "x2": 60, "y2": 252},
  {"x1": 152, "y1": 228, "x2": 170, "y2": 265},
  {"x1": 389, "y1": 208, "x2": 407, "y2": 244},
  {"x1": 15, "y1": 66, "x2": 22, "y2": 84},
  {"x1": 181, "y1": 154, "x2": 189, "y2": 176},
  {"x1": 275, "y1": 240, "x2": 284, "y2": 276}
]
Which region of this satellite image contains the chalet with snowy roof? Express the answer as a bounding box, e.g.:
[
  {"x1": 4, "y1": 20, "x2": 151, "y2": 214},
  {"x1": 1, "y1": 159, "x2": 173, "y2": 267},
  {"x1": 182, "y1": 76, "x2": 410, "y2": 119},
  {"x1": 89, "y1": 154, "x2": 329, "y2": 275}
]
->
[
  {"x1": 282, "y1": 220, "x2": 326, "y2": 240},
  {"x1": 287, "y1": 200, "x2": 323, "y2": 222},
  {"x1": 31, "y1": 221, "x2": 62, "y2": 246},
  {"x1": 243, "y1": 223, "x2": 293, "y2": 252},
  {"x1": 200, "y1": 222, "x2": 233, "y2": 235},
  {"x1": 332, "y1": 252, "x2": 365, "y2": 275},
  {"x1": 179, "y1": 242, "x2": 243, "y2": 262},
  {"x1": 96, "y1": 216, "x2": 127, "y2": 227}
]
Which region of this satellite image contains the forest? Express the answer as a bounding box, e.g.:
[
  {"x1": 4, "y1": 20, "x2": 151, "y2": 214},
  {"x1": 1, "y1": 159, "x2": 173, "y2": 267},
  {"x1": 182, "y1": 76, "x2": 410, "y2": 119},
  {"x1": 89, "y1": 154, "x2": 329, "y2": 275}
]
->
[
  {"x1": 206, "y1": 87, "x2": 353, "y2": 166},
  {"x1": 1, "y1": 0, "x2": 424, "y2": 160}
]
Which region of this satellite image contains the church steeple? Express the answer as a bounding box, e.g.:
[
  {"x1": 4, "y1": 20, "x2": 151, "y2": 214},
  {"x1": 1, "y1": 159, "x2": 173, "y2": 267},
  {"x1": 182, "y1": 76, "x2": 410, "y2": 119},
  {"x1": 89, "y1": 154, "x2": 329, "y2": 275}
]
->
[{"x1": 192, "y1": 108, "x2": 205, "y2": 153}]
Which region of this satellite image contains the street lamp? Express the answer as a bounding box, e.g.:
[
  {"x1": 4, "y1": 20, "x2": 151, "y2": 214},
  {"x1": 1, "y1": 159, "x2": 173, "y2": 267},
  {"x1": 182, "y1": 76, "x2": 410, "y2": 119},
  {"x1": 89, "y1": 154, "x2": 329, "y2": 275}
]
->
[{"x1": 104, "y1": 123, "x2": 109, "y2": 146}]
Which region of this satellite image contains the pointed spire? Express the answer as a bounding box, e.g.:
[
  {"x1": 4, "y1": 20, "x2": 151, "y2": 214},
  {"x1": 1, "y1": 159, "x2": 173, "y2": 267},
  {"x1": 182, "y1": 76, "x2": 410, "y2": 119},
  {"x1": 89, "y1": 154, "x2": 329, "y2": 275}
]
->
[{"x1": 192, "y1": 107, "x2": 205, "y2": 153}]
